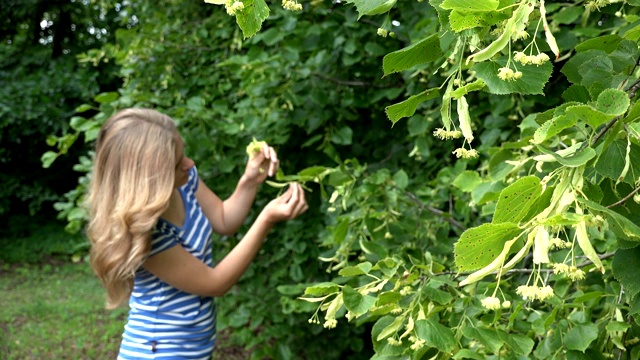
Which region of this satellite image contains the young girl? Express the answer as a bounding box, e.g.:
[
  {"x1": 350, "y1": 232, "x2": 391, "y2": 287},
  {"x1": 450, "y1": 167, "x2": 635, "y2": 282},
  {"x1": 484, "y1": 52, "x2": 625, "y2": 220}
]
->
[{"x1": 85, "y1": 108, "x2": 308, "y2": 359}]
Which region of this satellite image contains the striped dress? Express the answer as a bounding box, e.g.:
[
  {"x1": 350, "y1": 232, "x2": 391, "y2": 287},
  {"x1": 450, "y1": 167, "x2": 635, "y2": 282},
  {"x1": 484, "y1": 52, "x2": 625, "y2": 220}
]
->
[{"x1": 118, "y1": 167, "x2": 216, "y2": 360}]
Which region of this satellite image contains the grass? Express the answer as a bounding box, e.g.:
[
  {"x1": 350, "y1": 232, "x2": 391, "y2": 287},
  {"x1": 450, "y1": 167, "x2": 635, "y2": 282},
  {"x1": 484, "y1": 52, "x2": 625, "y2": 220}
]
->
[{"x1": 0, "y1": 261, "x2": 127, "y2": 359}]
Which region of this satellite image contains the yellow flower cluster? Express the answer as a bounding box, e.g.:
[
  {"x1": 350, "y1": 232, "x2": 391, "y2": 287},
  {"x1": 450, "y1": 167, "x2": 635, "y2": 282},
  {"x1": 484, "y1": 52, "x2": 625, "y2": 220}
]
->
[
  {"x1": 497, "y1": 67, "x2": 523, "y2": 81},
  {"x1": 513, "y1": 51, "x2": 550, "y2": 66},
  {"x1": 224, "y1": 1, "x2": 244, "y2": 15},
  {"x1": 552, "y1": 263, "x2": 586, "y2": 281},
  {"x1": 323, "y1": 319, "x2": 337, "y2": 329},
  {"x1": 481, "y1": 296, "x2": 501, "y2": 310},
  {"x1": 408, "y1": 336, "x2": 426, "y2": 350},
  {"x1": 585, "y1": 0, "x2": 610, "y2": 11},
  {"x1": 513, "y1": 30, "x2": 530, "y2": 40},
  {"x1": 516, "y1": 285, "x2": 554, "y2": 301},
  {"x1": 433, "y1": 128, "x2": 462, "y2": 140},
  {"x1": 452, "y1": 148, "x2": 479, "y2": 159},
  {"x1": 282, "y1": 0, "x2": 302, "y2": 11},
  {"x1": 387, "y1": 337, "x2": 402, "y2": 346},
  {"x1": 550, "y1": 237, "x2": 572, "y2": 249},
  {"x1": 377, "y1": 28, "x2": 388, "y2": 37}
]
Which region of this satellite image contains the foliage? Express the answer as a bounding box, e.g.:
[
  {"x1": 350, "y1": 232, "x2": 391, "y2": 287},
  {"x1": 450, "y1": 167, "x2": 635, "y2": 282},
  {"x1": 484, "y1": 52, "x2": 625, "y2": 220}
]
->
[
  {"x1": 50, "y1": 0, "x2": 640, "y2": 358},
  {"x1": 0, "y1": 0, "x2": 120, "y2": 218}
]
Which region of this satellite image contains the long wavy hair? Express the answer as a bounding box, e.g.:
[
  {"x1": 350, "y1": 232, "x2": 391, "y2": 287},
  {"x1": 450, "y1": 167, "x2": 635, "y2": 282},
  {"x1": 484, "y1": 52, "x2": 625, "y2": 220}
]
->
[{"x1": 85, "y1": 108, "x2": 178, "y2": 309}]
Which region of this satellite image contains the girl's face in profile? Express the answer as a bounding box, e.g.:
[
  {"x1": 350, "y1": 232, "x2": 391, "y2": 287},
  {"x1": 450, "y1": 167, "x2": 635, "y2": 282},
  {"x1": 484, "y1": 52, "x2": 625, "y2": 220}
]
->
[{"x1": 173, "y1": 135, "x2": 195, "y2": 188}]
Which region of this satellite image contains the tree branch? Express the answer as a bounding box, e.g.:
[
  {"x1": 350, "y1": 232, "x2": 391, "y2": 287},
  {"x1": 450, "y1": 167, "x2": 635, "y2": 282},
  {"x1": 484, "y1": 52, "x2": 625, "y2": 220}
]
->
[
  {"x1": 402, "y1": 190, "x2": 466, "y2": 231},
  {"x1": 607, "y1": 185, "x2": 640, "y2": 208}
]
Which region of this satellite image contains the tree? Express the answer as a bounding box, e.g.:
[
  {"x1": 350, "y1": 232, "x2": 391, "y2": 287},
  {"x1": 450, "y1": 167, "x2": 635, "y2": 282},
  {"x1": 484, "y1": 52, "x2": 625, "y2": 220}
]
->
[{"x1": 56, "y1": 0, "x2": 640, "y2": 358}]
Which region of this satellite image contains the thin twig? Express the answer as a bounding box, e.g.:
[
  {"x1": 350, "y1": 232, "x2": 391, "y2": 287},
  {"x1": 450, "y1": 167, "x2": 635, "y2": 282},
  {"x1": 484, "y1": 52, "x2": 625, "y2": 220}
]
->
[
  {"x1": 607, "y1": 185, "x2": 640, "y2": 208},
  {"x1": 590, "y1": 117, "x2": 620, "y2": 147},
  {"x1": 402, "y1": 190, "x2": 466, "y2": 231}
]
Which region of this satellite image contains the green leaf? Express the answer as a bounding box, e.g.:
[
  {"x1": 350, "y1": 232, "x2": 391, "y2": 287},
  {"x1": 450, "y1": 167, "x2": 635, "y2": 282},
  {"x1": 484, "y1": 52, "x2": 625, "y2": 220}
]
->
[
  {"x1": 562, "y1": 85, "x2": 591, "y2": 103},
  {"x1": 449, "y1": 10, "x2": 507, "y2": 32},
  {"x1": 532, "y1": 114, "x2": 578, "y2": 144},
  {"x1": 473, "y1": 59, "x2": 553, "y2": 95},
  {"x1": 94, "y1": 92, "x2": 118, "y2": 103},
  {"x1": 452, "y1": 170, "x2": 482, "y2": 192},
  {"x1": 41, "y1": 151, "x2": 58, "y2": 169},
  {"x1": 371, "y1": 316, "x2": 405, "y2": 356},
  {"x1": 578, "y1": 198, "x2": 640, "y2": 242},
  {"x1": 235, "y1": 0, "x2": 270, "y2": 39},
  {"x1": 453, "y1": 349, "x2": 485, "y2": 360},
  {"x1": 502, "y1": 333, "x2": 535, "y2": 356},
  {"x1": 339, "y1": 262, "x2": 373, "y2": 277},
  {"x1": 454, "y1": 222, "x2": 521, "y2": 271},
  {"x1": 385, "y1": 88, "x2": 439, "y2": 124},
  {"x1": 462, "y1": 326, "x2": 504, "y2": 353},
  {"x1": 346, "y1": 0, "x2": 397, "y2": 18},
  {"x1": 414, "y1": 319, "x2": 456, "y2": 352},
  {"x1": 575, "y1": 34, "x2": 623, "y2": 53},
  {"x1": 595, "y1": 88, "x2": 630, "y2": 116},
  {"x1": 342, "y1": 285, "x2": 377, "y2": 316},
  {"x1": 612, "y1": 246, "x2": 640, "y2": 299},
  {"x1": 493, "y1": 176, "x2": 542, "y2": 224},
  {"x1": 393, "y1": 170, "x2": 409, "y2": 189},
  {"x1": 440, "y1": 0, "x2": 498, "y2": 11},
  {"x1": 382, "y1": 34, "x2": 442, "y2": 76},
  {"x1": 421, "y1": 286, "x2": 453, "y2": 305},
  {"x1": 304, "y1": 282, "x2": 339, "y2": 296},
  {"x1": 561, "y1": 50, "x2": 608, "y2": 85},
  {"x1": 536, "y1": 145, "x2": 596, "y2": 167},
  {"x1": 565, "y1": 324, "x2": 598, "y2": 352},
  {"x1": 565, "y1": 105, "x2": 613, "y2": 129},
  {"x1": 376, "y1": 315, "x2": 406, "y2": 341},
  {"x1": 595, "y1": 139, "x2": 640, "y2": 184}
]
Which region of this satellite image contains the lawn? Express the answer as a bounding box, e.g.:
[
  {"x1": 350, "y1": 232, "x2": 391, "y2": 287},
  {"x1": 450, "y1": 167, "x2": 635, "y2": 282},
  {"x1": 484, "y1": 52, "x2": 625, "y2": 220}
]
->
[
  {"x1": 0, "y1": 261, "x2": 126, "y2": 359},
  {"x1": 0, "y1": 260, "x2": 251, "y2": 359}
]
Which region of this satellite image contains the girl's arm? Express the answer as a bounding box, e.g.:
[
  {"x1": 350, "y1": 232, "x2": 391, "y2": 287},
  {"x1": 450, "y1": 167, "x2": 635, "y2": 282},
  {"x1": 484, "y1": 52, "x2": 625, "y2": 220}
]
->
[
  {"x1": 196, "y1": 144, "x2": 278, "y2": 236},
  {"x1": 143, "y1": 183, "x2": 307, "y2": 297}
]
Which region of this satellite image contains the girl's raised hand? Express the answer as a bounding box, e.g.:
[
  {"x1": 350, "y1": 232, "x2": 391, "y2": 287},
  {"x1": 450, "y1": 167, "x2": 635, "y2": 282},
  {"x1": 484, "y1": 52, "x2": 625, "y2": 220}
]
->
[
  {"x1": 261, "y1": 182, "x2": 308, "y2": 224},
  {"x1": 245, "y1": 142, "x2": 279, "y2": 184}
]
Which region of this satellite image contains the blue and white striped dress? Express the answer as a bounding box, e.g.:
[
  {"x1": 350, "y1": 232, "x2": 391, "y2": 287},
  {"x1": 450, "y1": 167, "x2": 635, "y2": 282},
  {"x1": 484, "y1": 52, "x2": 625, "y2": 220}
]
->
[{"x1": 118, "y1": 167, "x2": 216, "y2": 359}]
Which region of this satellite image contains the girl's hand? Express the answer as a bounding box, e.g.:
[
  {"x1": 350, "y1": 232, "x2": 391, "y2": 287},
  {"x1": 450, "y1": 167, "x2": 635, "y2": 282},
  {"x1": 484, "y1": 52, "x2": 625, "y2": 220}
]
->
[
  {"x1": 244, "y1": 142, "x2": 279, "y2": 184},
  {"x1": 261, "y1": 183, "x2": 308, "y2": 225}
]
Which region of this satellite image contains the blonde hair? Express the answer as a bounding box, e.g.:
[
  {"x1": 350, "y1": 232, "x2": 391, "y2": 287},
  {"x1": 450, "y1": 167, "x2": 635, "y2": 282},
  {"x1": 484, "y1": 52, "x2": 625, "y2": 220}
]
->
[{"x1": 85, "y1": 108, "x2": 178, "y2": 309}]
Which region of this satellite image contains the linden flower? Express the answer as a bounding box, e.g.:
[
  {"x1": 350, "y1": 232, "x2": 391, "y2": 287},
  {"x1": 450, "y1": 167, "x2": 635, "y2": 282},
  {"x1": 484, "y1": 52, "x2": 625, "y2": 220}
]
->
[
  {"x1": 514, "y1": 51, "x2": 527, "y2": 64},
  {"x1": 225, "y1": 1, "x2": 244, "y2": 15},
  {"x1": 498, "y1": 67, "x2": 516, "y2": 81},
  {"x1": 513, "y1": 30, "x2": 530, "y2": 40},
  {"x1": 387, "y1": 337, "x2": 402, "y2": 346},
  {"x1": 516, "y1": 285, "x2": 555, "y2": 301},
  {"x1": 552, "y1": 263, "x2": 570, "y2": 275},
  {"x1": 452, "y1": 148, "x2": 479, "y2": 159},
  {"x1": 410, "y1": 338, "x2": 426, "y2": 350},
  {"x1": 533, "y1": 53, "x2": 550, "y2": 65},
  {"x1": 323, "y1": 319, "x2": 337, "y2": 329},
  {"x1": 481, "y1": 296, "x2": 502, "y2": 310},
  {"x1": 501, "y1": 300, "x2": 511, "y2": 309},
  {"x1": 550, "y1": 237, "x2": 571, "y2": 249},
  {"x1": 568, "y1": 267, "x2": 586, "y2": 281},
  {"x1": 377, "y1": 28, "x2": 389, "y2": 37},
  {"x1": 433, "y1": 128, "x2": 462, "y2": 140},
  {"x1": 282, "y1": 0, "x2": 302, "y2": 11}
]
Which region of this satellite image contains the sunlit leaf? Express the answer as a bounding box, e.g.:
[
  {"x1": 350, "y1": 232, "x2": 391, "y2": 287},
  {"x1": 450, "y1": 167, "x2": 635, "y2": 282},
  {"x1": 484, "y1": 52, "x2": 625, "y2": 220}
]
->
[{"x1": 454, "y1": 222, "x2": 521, "y2": 271}]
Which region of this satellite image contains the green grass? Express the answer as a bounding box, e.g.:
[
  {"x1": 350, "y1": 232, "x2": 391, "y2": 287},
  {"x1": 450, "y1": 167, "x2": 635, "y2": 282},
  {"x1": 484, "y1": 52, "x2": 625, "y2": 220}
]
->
[{"x1": 0, "y1": 262, "x2": 127, "y2": 359}]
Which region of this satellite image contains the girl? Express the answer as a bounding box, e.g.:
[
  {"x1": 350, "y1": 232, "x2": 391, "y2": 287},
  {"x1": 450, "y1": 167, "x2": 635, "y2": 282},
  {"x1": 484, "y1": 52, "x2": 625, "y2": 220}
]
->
[{"x1": 85, "y1": 108, "x2": 308, "y2": 359}]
